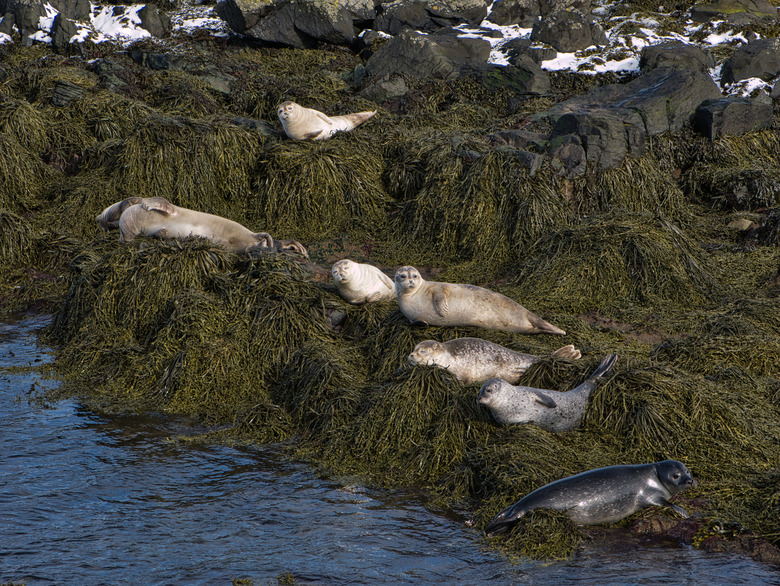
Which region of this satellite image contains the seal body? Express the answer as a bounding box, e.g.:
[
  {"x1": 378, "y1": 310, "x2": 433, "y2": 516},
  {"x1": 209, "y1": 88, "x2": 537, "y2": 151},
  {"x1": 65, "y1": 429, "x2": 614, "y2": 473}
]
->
[
  {"x1": 332, "y1": 259, "x2": 395, "y2": 304},
  {"x1": 478, "y1": 353, "x2": 617, "y2": 431},
  {"x1": 277, "y1": 101, "x2": 376, "y2": 141},
  {"x1": 485, "y1": 460, "x2": 695, "y2": 536},
  {"x1": 393, "y1": 266, "x2": 566, "y2": 335},
  {"x1": 97, "y1": 197, "x2": 308, "y2": 257},
  {"x1": 408, "y1": 338, "x2": 581, "y2": 385}
]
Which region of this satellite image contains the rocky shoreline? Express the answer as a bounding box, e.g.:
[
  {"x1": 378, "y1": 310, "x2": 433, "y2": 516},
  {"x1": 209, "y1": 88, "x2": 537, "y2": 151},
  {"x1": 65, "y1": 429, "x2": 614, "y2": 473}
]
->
[{"x1": 1, "y1": 0, "x2": 779, "y2": 566}]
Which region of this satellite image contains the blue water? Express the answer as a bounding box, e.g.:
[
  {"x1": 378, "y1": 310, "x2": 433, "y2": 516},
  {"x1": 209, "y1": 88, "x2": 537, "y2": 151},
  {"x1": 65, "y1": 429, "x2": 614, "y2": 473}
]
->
[{"x1": 2, "y1": 316, "x2": 778, "y2": 585}]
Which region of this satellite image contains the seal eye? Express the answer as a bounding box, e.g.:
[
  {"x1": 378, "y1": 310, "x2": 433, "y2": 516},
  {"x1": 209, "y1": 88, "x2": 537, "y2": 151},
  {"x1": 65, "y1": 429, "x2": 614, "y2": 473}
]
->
[{"x1": 672, "y1": 472, "x2": 680, "y2": 480}]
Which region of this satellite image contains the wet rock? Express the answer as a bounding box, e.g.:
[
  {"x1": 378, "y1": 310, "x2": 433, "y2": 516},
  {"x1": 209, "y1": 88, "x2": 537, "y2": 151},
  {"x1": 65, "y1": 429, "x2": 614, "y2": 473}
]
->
[
  {"x1": 640, "y1": 42, "x2": 714, "y2": 73},
  {"x1": 693, "y1": 95, "x2": 773, "y2": 139},
  {"x1": 721, "y1": 38, "x2": 780, "y2": 86},
  {"x1": 364, "y1": 28, "x2": 491, "y2": 81},
  {"x1": 130, "y1": 48, "x2": 170, "y2": 70},
  {"x1": 51, "y1": 13, "x2": 77, "y2": 53},
  {"x1": 530, "y1": 7, "x2": 607, "y2": 53},
  {"x1": 138, "y1": 4, "x2": 171, "y2": 38},
  {"x1": 485, "y1": 129, "x2": 548, "y2": 151},
  {"x1": 51, "y1": 79, "x2": 85, "y2": 106},
  {"x1": 503, "y1": 37, "x2": 557, "y2": 64},
  {"x1": 546, "y1": 67, "x2": 722, "y2": 136},
  {"x1": 549, "y1": 106, "x2": 647, "y2": 170},
  {"x1": 375, "y1": 0, "x2": 490, "y2": 35},
  {"x1": 470, "y1": 55, "x2": 550, "y2": 95},
  {"x1": 548, "y1": 133, "x2": 586, "y2": 175},
  {"x1": 690, "y1": 0, "x2": 779, "y2": 24},
  {"x1": 485, "y1": 0, "x2": 540, "y2": 27}
]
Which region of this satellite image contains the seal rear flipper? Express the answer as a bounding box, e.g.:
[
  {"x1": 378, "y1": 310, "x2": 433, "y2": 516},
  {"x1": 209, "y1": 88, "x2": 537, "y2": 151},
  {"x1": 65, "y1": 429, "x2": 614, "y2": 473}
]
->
[
  {"x1": 276, "y1": 238, "x2": 309, "y2": 258},
  {"x1": 528, "y1": 312, "x2": 566, "y2": 335},
  {"x1": 532, "y1": 390, "x2": 557, "y2": 408},
  {"x1": 485, "y1": 503, "x2": 526, "y2": 537},
  {"x1": 588, "y1": 353, "x2": 618, "y2": 380},
  {"x1": 551, "y1": 344, "x2": 581, "y2": 360},
  {"x1": 343, "y1": 110, "x2": 376, "y2": 127},
  {"x1": 96, "y1": 197, "x2": 143, "y2": 229},
  {"x1": 141, "y1": 197, "x2": 177, "y2": 216}
]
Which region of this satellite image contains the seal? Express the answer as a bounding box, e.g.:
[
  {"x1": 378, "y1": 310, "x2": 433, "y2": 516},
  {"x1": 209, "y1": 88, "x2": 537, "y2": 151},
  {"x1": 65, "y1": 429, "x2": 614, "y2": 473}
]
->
[
  {"x1": 393, "y1": 266, "x2": 566, "y2": 335},
  {"x1": 97, "y1": 197, "x2": 308, "y2": 257},
  {"x1": 408, "y1": 338, "x2": 582, "y2": 385},
  {"x1": 477, "y1": 353, "x2": 618, "y2": 431},
  {"x1": 484, "y1": 460, "x2": 695, "y2": 536},
  {"x1": 332, "y1": 259, "x2": 395, "y2": 304},
  {"x1": 277, "y1": 101, "x2": 376, "y2": 141}
]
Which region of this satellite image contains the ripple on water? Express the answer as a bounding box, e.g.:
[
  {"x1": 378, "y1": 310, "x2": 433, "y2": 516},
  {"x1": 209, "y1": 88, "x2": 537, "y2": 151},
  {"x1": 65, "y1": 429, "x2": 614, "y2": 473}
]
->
[{"x1": 1, "y1": 316, "x2": 778, "y2": 585}]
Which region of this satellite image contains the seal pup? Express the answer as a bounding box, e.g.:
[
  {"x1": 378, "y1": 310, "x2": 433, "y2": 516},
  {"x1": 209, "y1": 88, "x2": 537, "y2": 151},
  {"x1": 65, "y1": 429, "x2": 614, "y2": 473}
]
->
[
  {"x1": 332, "y1": 259, "x2": 395, "y2": 304},
  {"x1": 393, "y1": 266, "x2": 566, "y2": 335},
  {"x1": 485, "y1": 460, "x2": 695, "y2": 536},
  {"x1": 408, "y1": 338, "x2": 582, "y2": 385},
  {"x1": 478, "y1": 353, "x2": 617, "y2": 431},
  {"x1": 277, "y1": 101, "x2": 376, "y2": 141},
  {"x1": 97, "y1": 197, "x2": 308, "y2": 257}
]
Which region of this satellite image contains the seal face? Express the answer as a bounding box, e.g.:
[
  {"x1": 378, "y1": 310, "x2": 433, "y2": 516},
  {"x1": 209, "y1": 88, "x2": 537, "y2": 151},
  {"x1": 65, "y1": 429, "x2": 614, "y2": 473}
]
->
[
  {"x1": 393, "y1": 266, "x2": 566, "y2": 335},
  {"x1": 478, "y1": 353, "x2": 617, "y2": 431},
  {"x1": 485, "y1": 460, "x2": 695, "y2": 536},
  {"x1": 96, "y1": 197, "x2": 308, "y2": 257},
  {"x1": 408, "y1": 338, "x2": 581, "y2": 385},
  {"x1": 277, "y1": 101, "x2": 376, "y2": 141},
  {"x1": 332, "y1": 259, "x2": 395, "y2": 304}
]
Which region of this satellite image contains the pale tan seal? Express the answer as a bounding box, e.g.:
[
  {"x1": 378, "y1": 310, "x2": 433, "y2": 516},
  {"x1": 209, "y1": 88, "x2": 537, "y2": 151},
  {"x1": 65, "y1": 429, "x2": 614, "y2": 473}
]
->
[
  {"x1": 393, "y1": 266, "x2": 566, "y2": 335},
  {"x1": 408, "y1": 338, "x2": 581, "y2": 385},
  {"x1": 96, "y1": 197, "x2": 308, "y2": 257},
  {"x1": 477, "y1": 353, "x2": 618, "y2": 431},
  {"x1": 277, "y1": 101, "x2": 376, "y2": 141},
  {"x1": 332, "y1": 259, "x2": 395, "y2": 304}
]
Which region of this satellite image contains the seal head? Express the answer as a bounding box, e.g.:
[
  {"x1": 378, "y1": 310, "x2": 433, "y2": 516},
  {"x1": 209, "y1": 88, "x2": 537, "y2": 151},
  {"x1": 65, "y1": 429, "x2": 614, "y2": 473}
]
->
[{"x1": 485, "y1": 460, "x2": 695, "y2": 536}]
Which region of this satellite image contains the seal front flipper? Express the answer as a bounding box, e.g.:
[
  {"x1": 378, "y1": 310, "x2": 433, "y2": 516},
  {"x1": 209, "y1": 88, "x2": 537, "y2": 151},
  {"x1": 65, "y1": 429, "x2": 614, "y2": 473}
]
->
[
  {"x1": 532, "y1": 389, "x2": 557, "y2": 408},
  {"x1": 315, "y1": 111, "x2": 333, "y2": 125},
  {"x1": 433, "y1": 290, "x2": 449, "y2": 317}
]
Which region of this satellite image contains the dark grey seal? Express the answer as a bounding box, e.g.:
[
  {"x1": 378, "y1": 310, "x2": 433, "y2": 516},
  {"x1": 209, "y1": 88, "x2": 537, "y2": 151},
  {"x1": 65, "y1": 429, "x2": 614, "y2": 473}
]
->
[
  {"x1": 478, "y1": 353, "x2": 618, "y2": 431},
  {"x1": 485, "y1": 460, "x2": 695, "y2": 537}
]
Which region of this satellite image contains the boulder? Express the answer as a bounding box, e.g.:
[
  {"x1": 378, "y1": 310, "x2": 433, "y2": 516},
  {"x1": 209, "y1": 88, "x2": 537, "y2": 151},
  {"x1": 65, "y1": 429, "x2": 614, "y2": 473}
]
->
[
  {"x1": 48, "y1": 0, "x2": 91, "y2": 21},
  {"x1": 546, "y1": 66, "x2": 722, "y2": 136},
  {"x1": 485, "y1": 129, "x2": 548, "y2": 151},
  {"x1": 375, "y1": 0, "x2": 489, "y2": 35},
  {"x1": 51, "y1": 80, "x2": 85, "y2": 106},
  {"x1": 485, "y1": 0, "x2": 540, "y2": 27},
  {"x1": 138, "y1": 4, "x2": 171, "y2": 38},
  {"x1": 215, "y1": 0, "x2": 277, "y2": 33},
  {"x1": 693, "y1": 96, "x2": 773, "y2": 139},
  {"x1": 538, "y1": 0, "x2": 591, "y2": 17},
  {"x1": 7, "y1": 0, "x2": 46, "y2": 45},
  {"x1": 549, "y1": 107, "x2": 647, "y2": 170},
  {"x1": 472, "y1": 54, "x2": 550, "y2": 95},
  {"x1": 548, "y1": 134, "x2": 586, "y2": 176},
  {"x1": 640, "y1": 42, "x2": 714, "y2": 73},
  {"x1": 495, "y1": 145, "x2": 545, "y2": 176},
  {"x1": 690, "y1": 0, "x2": 779, "y2": 24},
  {"x1": 530, "y1": 7, "x2": 607, "y2": 53},
  {"x1": 364, "y1": 28, "x2": 491, "y2": 81},
  {"x1": 721, "y1": 38, "x2": 780, "y2": 86},
  {"x1": 51, "y1": 13, "x2": 77, "y2": 53},
  {"x1": 503, "y1": 37, "x2": 557, "y2": 64}
]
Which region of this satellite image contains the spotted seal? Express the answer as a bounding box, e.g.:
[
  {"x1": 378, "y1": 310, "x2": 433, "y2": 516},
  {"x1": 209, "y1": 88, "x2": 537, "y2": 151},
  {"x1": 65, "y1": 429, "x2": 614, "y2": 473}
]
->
[
  {"x1": 408, "y1": 338, "x2": 581, "y2": 385},
  {"x1": 277, "y1": 101, "x2": 376, "y2": 141},
  {"x1": 485, "y1": 460, "x2": 695, "y2": 536},
  {"x1": 393, "y1": 266, "x2": 566, "y2": 335},
  {"x1": 332, "y1": 259, "x2": 395, "y2": 304},
  {"x1": 96, "y1": 197, "x2": 308, "y2": 257},
  {"x1": 478, "y1": 353, "x2": 618, "y2": 431}
]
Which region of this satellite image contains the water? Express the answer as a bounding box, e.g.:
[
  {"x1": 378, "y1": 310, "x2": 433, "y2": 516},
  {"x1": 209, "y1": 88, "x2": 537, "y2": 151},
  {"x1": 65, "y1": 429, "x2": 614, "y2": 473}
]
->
[{"x1": 2, "y1": 316, "x2": 779, "y2": 585}]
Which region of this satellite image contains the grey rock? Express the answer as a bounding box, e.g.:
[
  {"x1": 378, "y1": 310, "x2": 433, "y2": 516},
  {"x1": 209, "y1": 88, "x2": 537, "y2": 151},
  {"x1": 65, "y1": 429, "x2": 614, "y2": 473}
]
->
[
  {"x1": 693, "y1": 96, "x2": 773, "y2": 139},
  {"x1": 690, "y1": 0, "x2": 779, "y2": 23},
  {"x1": 495, "y1": 145, "x2": 545, "y2": 176},
  {"x1": 138, "y1": 4, "x2": 171, "y2": 38},
  {"x1": 538, "y1": 0, "x2": 590, "y2": 17},
  {"x1": 130, "y1": 48, "x2": 170, "y2": 70},
  {"x1": 360, "y1": 74, "x2": 409, "y2": 102},
  {"x1": 640, "y1": 42, "x2": 714, "y2": 73},
  {"x1": 472, "y1": 55, "x2": 550, "y2": 95},
  {"x1": 375, "y1": 0, "x2": 489, "y2": 35},
  {"x1": 721, "y1": 38, "x2": 780, "y2": 86},
  {"x1": 51, "y1": 79, "x2": 85, "y2": 106},
  {"x1": 530, "y1": 7, "x2": 607, "y2": 53},
  {"x1": 504, "y1": 37, "x2": 557, "y2": 64},
  {"x1": 485, "y1": 0, "x2": 540, "y2": 27},
  {"x1": 548, "y1": 134, "x2": 587, "y2": 176},
  {"x1": 215, "y1": 0, "x2": 278, "y2": 34},
  {"x1": 485, "y1": 129, "x2": 549, "y2": 151},
  {"x1": 0, "y1": 12, "x2": 15, "y2": 36},
  {"x1": 51, "y1": 13, "x2": 77, "y2": 53},
  {"x1": 365, "y1": 28, "x2": 491, "y2": 81},
  {"x1": 49, "y1": 0, "x2": 91, "y2": 21},
  {"x1": 772, "y1": 78, "x2": 780, "y2": 99}
]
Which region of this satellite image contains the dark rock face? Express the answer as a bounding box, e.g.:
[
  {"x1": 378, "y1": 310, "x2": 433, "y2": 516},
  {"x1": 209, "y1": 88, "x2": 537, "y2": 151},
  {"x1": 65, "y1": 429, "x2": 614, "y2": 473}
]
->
[
  {"x1": 504, "y1": 37, "x2": 557, "y2": 65},
  {"x1": 640, "y1": 42, "x2": 714, "y2": 73},
  {"x1": 364, "y1": 28, "x2": 491, "y2": 81},
  {"x1": 549, "y1": 107, "x2": 647, "y2": 170},
  {"x1": 51, "y1": 13, "x2": 77, "y2": 53},
  {"x1": 6, "y1": 0, "x2": 46, "y2": 45},
  {"x1": 472, "y1": 55, "x2": 550, "y2": 95},
  {"x1": 530, "y1": 7, "x2": 607, "y2": 53},
  {"x1": 690, "y1": 0, "x2": 779, "y2": 24},
  {"x1": 485, "y1": 0, "x2": 540, "y2": 27},
  {"x1": 138, "y1": 4, "x2": 171, "y2": 38},
  {"x1": 721, "y1": 38, "x2": 780, "y2": 86},
  {"x1": 375, "y1": 0, "x2": 490, "y2": 35},
  {"x1": 693, "y1": 96, "x2": 773, "y2": 139}
]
